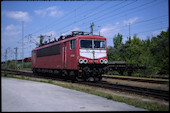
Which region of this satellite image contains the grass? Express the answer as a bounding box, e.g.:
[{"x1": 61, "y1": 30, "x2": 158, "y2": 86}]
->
[
  {"x1": 103, "y1": 74, "x2": 169, "y2": 81},
  {"x1": 1, "y1": 72, "x2": 169, "y2": 111}
]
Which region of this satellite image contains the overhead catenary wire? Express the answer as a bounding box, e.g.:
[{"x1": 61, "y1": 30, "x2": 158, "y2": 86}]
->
[
  {"x1": 31, "y1": 1, "x2": 114, "y2": 36},
  {"x1": 94, "y1": 13, "x2": 168, "y2": 39},
  {"x1": 107, "y1": 15, "x2": 168, "y2": 31},
  {"x1": 92, "y1": 0, "x2": 156, "y2": 25},
  {"x1": 57, "y1": 1, "x2": 136, "y2": 35},
  {"x1": 135, "y1": 26, "x2": 168, "y2": 35},
  {"x1": 57, "y1": 0, "x2": 156, "y2": 35},
  {"x1": 29, "y1": 1, "x2": 90, "y2": 35},
  {"x1": 78, "y1": 0, "x2": 158, "y2": 30},
  {"x1": 63, "y1": 0, "x2": 167, "y2": 36},
  {"x1": 31, "y1": 0, "x2": 162, "y2": 37},
  {"x1": 28, "y1": 0, "x2": 148, "y2": 37},
  {"x1": 103, "y1": 19, "x2": 168, "y2": 37},
  {"x1": 54, "y1": 1, "x2": 111, "y2": 35}
]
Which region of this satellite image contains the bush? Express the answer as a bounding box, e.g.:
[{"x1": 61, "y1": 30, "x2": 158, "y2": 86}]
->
[
  {"x1": 24, "y1": 62, "x2": 31, "y2": 68},
  {"x1": 4, "y1": 71, "x2": 8, "y2": 77},
  {"x1": 8, "y1": 61, "x2": 15, "y2": 69}
]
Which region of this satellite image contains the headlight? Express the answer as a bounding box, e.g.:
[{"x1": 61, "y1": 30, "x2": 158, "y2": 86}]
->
[
  {"x1": 100, "y1": 59, "x2": 104, "y2": 64},
  {"x1": 79, "y1": 59, "x2": 83, "y2": 64},
  {"x1": 84, "y1": 59, "x2": 88, "y2": 64},
  {"x1": 104, "y1": 59, "x2": 108, "y2": 64}
]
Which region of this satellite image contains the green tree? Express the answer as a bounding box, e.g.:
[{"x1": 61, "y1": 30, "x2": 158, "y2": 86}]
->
[
  {"x1": 122, "y1": 34, "x2": 143, "y2": 65},
  {"x1": 107, "y1": 46, "x2": 123, "y2": 61},
  {"x1": 150, "y1": 29, "x2": 169, "y2": 75},
  {"x1": 113, "y1": 33, "x2": 123, "y2": 48},
  {"x1": 107, "y1": 28, "x2": 169, "y2": 76}
]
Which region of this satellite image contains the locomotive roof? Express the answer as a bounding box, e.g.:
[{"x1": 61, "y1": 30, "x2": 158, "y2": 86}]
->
[
  {"x1": 32, "y1": 35, "x2": 106, "y2": 51},
  {"x1": 78, "y1": 35, "x2": 106, "y2": 39}
]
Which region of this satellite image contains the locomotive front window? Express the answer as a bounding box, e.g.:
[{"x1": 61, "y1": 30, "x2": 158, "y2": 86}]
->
[
  {"x1": 80, "y1": 40, "x2": 92, "y2": 48},
  {"x1": 94, "y1": 40, "x2": 105, "y2": 49},
  {"x1": 80, "y1": 39, "x2": 105, "y2": 49}
]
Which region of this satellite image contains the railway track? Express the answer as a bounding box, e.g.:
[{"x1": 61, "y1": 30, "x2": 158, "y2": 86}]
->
[
  {"x1": 1, "y1": 69, "x2": 169, "y2": 101},
  {"x1": 81, "y1": 81, "x2": 169, "y2": 101},
  {"x1": 103, "y1": 76, "x2": 169, "y2": 84}
]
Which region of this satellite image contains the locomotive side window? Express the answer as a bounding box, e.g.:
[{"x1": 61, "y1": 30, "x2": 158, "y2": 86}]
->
[
  {"x1": 37, "y1": 44, "x2": 60, "y2": 57},
  {"x1": 70, "y1": 39, "x2": 76, "y2": 50},
  {"x1": 80, "y1": 40, "x2": 92, "y2": 48}
]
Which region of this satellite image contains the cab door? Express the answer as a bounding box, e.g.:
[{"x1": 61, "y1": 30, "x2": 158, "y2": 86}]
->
[
  {"x1": 62, "y1": 42, "x2": 67, "y2": 69},
  {"x1": 31, "y1": 50, "x2": 37, "y2": 68},
  {"x1": 67, "y1": 39, "x2": 77, "y2": 69}
]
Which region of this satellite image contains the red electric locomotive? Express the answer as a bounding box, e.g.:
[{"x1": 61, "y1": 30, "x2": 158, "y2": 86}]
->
[{"x1": 31, "y1": 31, "x2": 109, "y2": 82}]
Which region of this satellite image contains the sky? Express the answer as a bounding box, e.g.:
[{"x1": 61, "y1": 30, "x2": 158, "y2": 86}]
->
[{"x1": 1, "y1": 0, "x2": 169, "y2": 62}]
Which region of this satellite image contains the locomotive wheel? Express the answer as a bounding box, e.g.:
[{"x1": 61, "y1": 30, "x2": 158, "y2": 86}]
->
[
  {"x1": 69, "y1": 71, "x2": 76, "y2": 83},
  {"x1": 32, "y1": 70, "x2": 36, "y2": 74},
  {"x1": 76, "y1": 77, "x2": 84, "y2": 82},
  {"x1": 87, "y1": 77, "x2": 95, "y2": 82},
  {"x1": 82, "y1": 74, "x2": 87, "y2": 82},
  {"x1": 99, "y1": 76, "x2": 102, "y2": 81},
  {"x1": 62, "y1": 70, "x2": 68, "y2": 81},
  {"x1": 32, "y1": 68, "x2": 37, "y2": 74},
  {"x1": 94, "y1": 77, "x2": 99, "y2": 81},
  {"x1": 97, "y1": 74, "x2": 102, "y2": 81}
]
